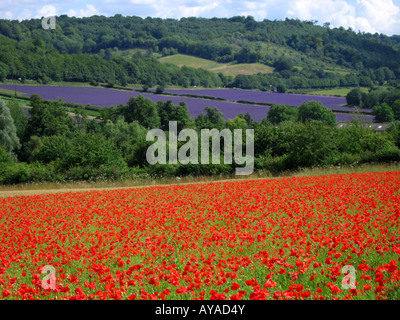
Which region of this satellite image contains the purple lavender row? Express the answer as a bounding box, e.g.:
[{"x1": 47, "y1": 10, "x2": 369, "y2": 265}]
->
[
  {"x1": 163, "y1": 88, "x2": 370, "y2": 112},
  {"x1": 0, "y1": 85, "x2": 269, "y2": 121},
  {"x1": 0, "y1": 85, "x2": 373, "y2": 123}
]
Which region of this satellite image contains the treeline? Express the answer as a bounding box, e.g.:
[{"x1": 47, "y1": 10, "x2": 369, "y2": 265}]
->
[
  {"x1": 1, "y1": 32, "x2": 395, "y2": 90},
  {"x1": 1, "y1": 95, "x2": 400, "y2": 184},
  {"x1": 1, "y1": 15, "x2": 400, "y2": 90},
  {"x1": 345, "y1": 86, "x2": 400, "y2": 122},
  {"x1": 226, "y1": 64, "x2": 394, "y2": 91},
  {"x1": 1, "y1": 15, "x2": 399, "y2": 70},
  {"x1": 0, "y1": 35, "x2": 223, "y2": 87}
]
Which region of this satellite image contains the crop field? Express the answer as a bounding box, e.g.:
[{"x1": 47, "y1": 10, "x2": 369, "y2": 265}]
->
[
  {"x1": 0, "y1": 171, "x2": 399, "y2": 300},
  {"x1": 0, "y1": 84, "x2": 374, "y2": 122},
  {"x1": 159, "y1": 54, "x2": 274, "y2": 75}
]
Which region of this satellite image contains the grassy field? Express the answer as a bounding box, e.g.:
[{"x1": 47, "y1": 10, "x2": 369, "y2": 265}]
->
[
  {"x1": 159, "y1": 54, "x2": 274, "y2": 75},
  {"x1": 305, "y1": 87, "x2": 370, "y2": 97}
]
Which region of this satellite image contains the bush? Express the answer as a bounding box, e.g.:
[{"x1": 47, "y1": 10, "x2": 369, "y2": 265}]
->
[
  {"x1": 373, "y1": 103, "x2": 394, "y2": 122},
  {"x1": 298, "y1": 101, "x2": 337, "y2": 126},
  {"x1": 155, "y1": 85, "x2": 165, "y2": 94}
]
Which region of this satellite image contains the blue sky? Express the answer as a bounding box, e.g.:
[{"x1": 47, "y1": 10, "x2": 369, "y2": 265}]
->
[{"x1": 0, "y1": 0, "x2": 399, "y2": 35}]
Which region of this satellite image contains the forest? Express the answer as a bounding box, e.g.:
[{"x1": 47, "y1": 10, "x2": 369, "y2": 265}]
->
[{"x1": 0, "y1": 15, "x2": 400, "y2": 90}]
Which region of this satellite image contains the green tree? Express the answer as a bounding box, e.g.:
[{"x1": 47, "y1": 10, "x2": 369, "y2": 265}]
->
[
  {"x1": 346, "y1": 87, "x2": 362, "y2": 106},
  {"x1": 58, "y1": 132, "x2": 127, "y2": 173},
  {"x1": 26, "y1": 95, "x2": 75, "y2": 138},
  {"x1": 5, "y1": 100, "x2": 28, "y2": 141},
  {"x1": 0, "y1": 99, "x2": 20, "y2": 154},
  {"x1": 125, "y1": 95, "x2": 160, "y2": 129},
  {"x1": 287, "y1": 121, "x2": 338, "y2": 169},
  {"x1": 267, "y1": 104, "x2": 298, "y2": 124},
  {"x1": 298, "y1": 101, "x2": 337, "y2": 126},
  {"x1": 157, "y1": 101, "x2": 193, "y2": 131},
  {"x1": 273, "y1": 57, "x2": 294, "y2": 72},
  {"x1": 386, "y1": 121, "x2": 400, "y2": 148},
  {"x1": 392, "y1": 99, "x2": 400, "y2": 121},
  {"x1": 373, "y1": 103, "x2": 394, "y2": 122},
  {"x1": 195, "y1": 107, "x2": 225, "y2": 130},
  {"x1": 155, "y1": 85, "x2": 165, "y2": 94}
]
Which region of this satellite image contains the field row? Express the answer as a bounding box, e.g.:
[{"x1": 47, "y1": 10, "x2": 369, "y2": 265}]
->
[{"x1": 0, "y1": 85, "x2": 374, "y2": 122}]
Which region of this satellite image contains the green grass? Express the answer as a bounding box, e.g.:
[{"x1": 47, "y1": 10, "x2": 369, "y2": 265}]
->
[
  {"x1": 159, "y1": 54, "x2": 274, "y2": 75},
  {"x1": 305, "y1": 87, "x2": 370, "y2": 97},
  {"x1": 0, "y1": 87, "x2": 26, "y2": 98},
  {"x1": 1, "y1": 80, "x2": 93, "y2": 87}
]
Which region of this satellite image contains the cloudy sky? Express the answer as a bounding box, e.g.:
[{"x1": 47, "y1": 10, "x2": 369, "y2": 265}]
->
[{"x1": 0, "y1": 0, "x2": 399, "y2": 36}]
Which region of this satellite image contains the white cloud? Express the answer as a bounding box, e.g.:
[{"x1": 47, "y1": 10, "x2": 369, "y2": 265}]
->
[
  {"x1": 150, "y1": 0, "x2": 222, "y2": 18},
  {"x1": 0, "y1": 11, "x2": 13, "y2": 19},
  {"x1": 238, "y1": 1, "x2": 270, "y2": 20},
  {"x1": 67, "y1": 4, "x2": 99, "y2": 17},
  {"x1": 36, "y1": 5, "x2": 58, "y2": 18},
  {"x1": 356, "y1": 0, "x2": 400, "y2": 34},
  {"x1": 17, "y1": 9, "x2": 33, "y2": 21},
  {"x1": 286, "y1": 0, "x2": 400, "y2": 34},
  {"x1": 130, "y1": 0, "x2": 156, "y2": 4}
]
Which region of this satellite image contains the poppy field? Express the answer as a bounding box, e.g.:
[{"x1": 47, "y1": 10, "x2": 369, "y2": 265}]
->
[{"x1": 0, "y1": 171, "x2": 399, "y2": 300}]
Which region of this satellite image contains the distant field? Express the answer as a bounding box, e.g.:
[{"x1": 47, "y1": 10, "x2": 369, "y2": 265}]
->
[
  {"x1": 306, "y1": 87, "x2": 370, "y2": 97},
  {"x1": 159, "y1": 54, "x2": 274, "y2": 75},
  {"x1": 0, "y1": 87, "x2": 25, "y2": 98},
  {"x1": 0, "y1": 84, "x2": 374, "y2": 123}
]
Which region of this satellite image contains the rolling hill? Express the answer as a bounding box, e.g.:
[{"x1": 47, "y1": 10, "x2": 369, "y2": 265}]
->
[{"x1": 159, "y1": 54, "x2": 274, "y2": 76}]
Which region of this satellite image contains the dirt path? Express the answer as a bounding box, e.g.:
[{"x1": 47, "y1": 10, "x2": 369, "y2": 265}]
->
[{"x1": 0, "y1": 177, "x2": 256, "y2": 198}]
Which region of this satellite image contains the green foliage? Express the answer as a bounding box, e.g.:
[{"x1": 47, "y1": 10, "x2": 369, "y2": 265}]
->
[
  {"x1": 155, "y1": 85, "x2": 165, "y2": 94},
  {"x1": 1, "y1": 90, "x2": 400, "y2": 185},
  {"x1": 0, "y1": 146, "x2": 13, "y2": 167},
  {"x1": 373, "y1": 103, "x2": 394, "y2": 123},
  {"x1": 392, "y1": 99, "x2": 400, "y2": 121},
  {"x1": 298, "y1": 101, "x2": 337, "y2": 126},
  {"x1": 0, "y1": 99, "x2": 20, "y2": 154},
  {"x1": 276, "y1": 84, "x2": 286, "y2": 93},
  {"x1": 267, "y1": 104, "x2": 298, "y2": 124},
  {"x1": 1, "y1": 15, "x2": 400, "y2": 91},
  {"x1": 157, "y1": 101, "x2": 194, "y2": 131},
  {"x1": 386, "y1": 121, "x2": 400, "y2": 148},
  {"x1": 286, "y1": 121, "x2": 338, "y2": 169},
  {"x1": 346, "y1": 87, "x2": 362, "y2": 106},
  {"x1": 58, "y1": 132, "x2": 127, "y2": 171},
  {"x1": 124, "y1": 96, "x2": 160, "y2": 129},
  {"x1": 273, "y1": 57, "x2": 294, "y2": 72},
  {"x1": 26, "y1": 95, "x2": 76, "y2": 138},
  {"x1": 4, "y1": 100, "x2": 28, "y2": 140},
  {"x1": 195, "y1": 106, "x2": 225, "y2": 130}
]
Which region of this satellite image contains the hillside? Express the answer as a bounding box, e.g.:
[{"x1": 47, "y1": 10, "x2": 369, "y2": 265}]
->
[
  {"x1": 0, "y1": 15, "x2": 399, "y2": 90},
  {"x1": 159, "y1": 54, "x2": 274, "y2": 76}
]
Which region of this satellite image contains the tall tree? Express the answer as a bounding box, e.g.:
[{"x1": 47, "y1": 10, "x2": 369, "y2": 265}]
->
[
  {"x1": 0, "y1": 99, "x2": 20, "y2": 154},
  {"x1": 298, "y1": 101, "x2": 337, "y2": 126}
]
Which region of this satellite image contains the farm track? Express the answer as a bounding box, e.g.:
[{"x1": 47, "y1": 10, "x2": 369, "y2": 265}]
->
[
  {"x1": 1, "y1": 164, "x2": 399, "y2": 198},
  {"x1": 0, "y1": 177, "x2": 259, "y2": 198}
]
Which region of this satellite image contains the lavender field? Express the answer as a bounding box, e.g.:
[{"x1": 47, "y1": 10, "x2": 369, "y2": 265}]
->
[
  {"x1": 161, "y1": 88, "x2": 370, "y2": 112},
  {"x1": 0, "y1": 85, "x2": 374, "y2": 122}
]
